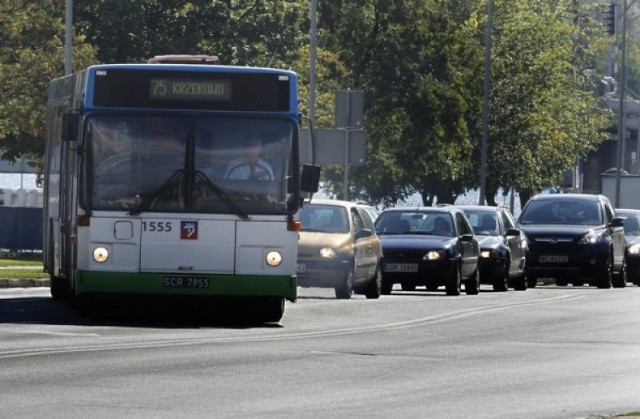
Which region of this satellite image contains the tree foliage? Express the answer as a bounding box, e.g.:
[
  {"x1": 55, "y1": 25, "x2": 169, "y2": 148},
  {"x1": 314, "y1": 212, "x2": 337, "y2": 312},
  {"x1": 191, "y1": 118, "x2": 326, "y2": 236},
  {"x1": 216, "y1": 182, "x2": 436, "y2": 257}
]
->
[
  {"x1": 0, "y1": 0, "x2": 629, "y2": 206},
  {"x1": 0, "y1": 0, "x2": 96, "y2": 164}
]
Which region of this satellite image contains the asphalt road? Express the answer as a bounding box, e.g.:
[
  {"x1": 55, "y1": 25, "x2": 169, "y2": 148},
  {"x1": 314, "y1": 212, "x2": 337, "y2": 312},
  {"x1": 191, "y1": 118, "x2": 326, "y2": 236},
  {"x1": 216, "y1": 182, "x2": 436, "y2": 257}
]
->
[{"x1": 1, "y1": 285, "x2": 639, "y2": 419}]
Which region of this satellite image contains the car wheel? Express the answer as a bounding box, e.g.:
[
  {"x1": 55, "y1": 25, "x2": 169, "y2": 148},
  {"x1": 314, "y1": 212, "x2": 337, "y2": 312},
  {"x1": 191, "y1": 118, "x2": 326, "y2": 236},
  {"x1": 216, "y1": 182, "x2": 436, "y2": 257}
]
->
[
  {"x1": 493, "y1": 260, "x2": 509, "y2": 292},
  {"x1": 335, "y1": 267, "x2": 354, "y2": 299},
  {"x1": 465, "y1": 266, "x2": 480, "y2": 295},
  {"x1": 527, "y1": 272, "x2": 538, "y2": 288},
  {"x1": 556, "y1": 277, "x2": 568, "y2": 287},
  {"x1": 426, "y1": 284, "x2": 439, "y2": 292},
  {"x1": 511, "y1": 272, "x2": 528, "y2": 291},
  {"x1": 446, "y1": 264, "x2": 462, "y2": 296},
  {"x1": 612, "y1": 257, "x2": 627, "y2": 288},
  {"x1": 596, "y1": 254, "x2": 613, "y2": 289},
  {"x1": 364, "y1": 266, "x2": 382, "y2": 299}
]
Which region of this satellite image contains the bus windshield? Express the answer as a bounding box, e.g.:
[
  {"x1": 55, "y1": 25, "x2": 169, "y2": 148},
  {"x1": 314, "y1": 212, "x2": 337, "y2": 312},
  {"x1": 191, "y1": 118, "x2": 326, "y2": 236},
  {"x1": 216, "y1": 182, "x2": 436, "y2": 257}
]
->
[{"x1": 83, "y1": 115, "x2": 294, "y2": 215}]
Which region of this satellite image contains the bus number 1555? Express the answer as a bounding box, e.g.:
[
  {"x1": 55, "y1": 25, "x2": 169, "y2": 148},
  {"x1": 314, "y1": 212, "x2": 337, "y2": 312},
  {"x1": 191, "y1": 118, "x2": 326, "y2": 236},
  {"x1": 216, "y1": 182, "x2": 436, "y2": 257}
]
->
[{"x1": 142, "y1": 221, "x2": 173, "y2": 232}]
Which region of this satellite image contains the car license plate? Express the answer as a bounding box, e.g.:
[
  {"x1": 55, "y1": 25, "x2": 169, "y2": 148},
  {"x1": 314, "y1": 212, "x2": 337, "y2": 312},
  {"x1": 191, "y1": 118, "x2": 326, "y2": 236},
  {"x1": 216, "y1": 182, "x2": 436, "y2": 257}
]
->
[
  {"x1": 297, "y1": 263, "x2": 306, "y2": 273},
  {"x1": 385, "y1": 263, "x2": 418, "y2": 272},
  {"x1": 162, "y1": 277, "x2": 210, "y2": 288},
  {"x1": 539, "y1": 255, "x2": 569, "y2": 263}
]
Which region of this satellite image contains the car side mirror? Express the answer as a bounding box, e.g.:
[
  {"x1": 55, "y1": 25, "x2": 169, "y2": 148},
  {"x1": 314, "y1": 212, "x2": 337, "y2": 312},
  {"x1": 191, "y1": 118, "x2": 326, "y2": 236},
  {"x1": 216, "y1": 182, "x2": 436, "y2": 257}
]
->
[
  {"x1": 355, "y1": 228, "x2": 372, "y2": 239},
  {"x1": 505, "y1": 228, "x2": 520, "y2": 237},
  {"x1": 610, "y1": 217, "x2": 624, "y2": 228},
  {"x1": 460, "y1": 233, "x2": 474, "y2": 242}
]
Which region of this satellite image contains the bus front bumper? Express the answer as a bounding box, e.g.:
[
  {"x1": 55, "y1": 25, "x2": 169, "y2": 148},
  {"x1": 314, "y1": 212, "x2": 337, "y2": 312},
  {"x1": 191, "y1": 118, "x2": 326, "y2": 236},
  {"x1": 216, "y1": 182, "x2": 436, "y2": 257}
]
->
[{"x1": 75, "y1": 270, "x2": 298, "y2": 302}]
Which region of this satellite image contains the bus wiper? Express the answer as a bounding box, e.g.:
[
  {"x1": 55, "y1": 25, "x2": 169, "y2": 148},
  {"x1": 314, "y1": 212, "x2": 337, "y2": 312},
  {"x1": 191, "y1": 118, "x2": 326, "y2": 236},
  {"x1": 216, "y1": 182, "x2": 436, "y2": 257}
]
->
[
  {"x1": 128, "y1": 169, "x2": 184, "y2": 216},
  {"x1": 195, "y1": 170, "x2": 250, "y2": 221}
]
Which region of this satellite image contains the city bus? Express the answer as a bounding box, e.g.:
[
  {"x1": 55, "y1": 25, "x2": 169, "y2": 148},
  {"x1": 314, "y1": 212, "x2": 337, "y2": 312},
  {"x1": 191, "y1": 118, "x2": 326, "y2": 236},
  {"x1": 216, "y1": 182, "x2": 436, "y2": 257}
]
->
[{"x1": 43, "y1": 55, "x2": 319, "y2": 322}]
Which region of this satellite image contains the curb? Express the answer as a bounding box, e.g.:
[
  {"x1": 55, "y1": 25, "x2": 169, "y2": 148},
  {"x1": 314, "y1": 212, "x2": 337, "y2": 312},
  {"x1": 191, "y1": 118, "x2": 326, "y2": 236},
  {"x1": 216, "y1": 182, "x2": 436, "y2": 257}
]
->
[{"x1": 0, "y1": 278, "x2": 50, "y2": 288}]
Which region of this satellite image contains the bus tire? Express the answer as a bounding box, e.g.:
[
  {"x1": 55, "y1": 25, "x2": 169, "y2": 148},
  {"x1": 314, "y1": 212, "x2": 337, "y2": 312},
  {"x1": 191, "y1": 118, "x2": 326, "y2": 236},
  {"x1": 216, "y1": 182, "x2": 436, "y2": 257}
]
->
[
  {"x1": 260, "y1": 297, "x2": 285, "y2": 323},
  {"x1": 50, "y1": 276, "x2": 70, "y2": 300}
]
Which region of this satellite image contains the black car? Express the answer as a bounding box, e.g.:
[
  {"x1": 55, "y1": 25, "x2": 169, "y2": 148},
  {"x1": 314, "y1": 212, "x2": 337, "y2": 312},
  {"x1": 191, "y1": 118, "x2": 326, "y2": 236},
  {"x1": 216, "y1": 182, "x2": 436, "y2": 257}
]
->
[
  {"x1": 518, "y1": 193, "x2": 625, "y2": 288},
  {"x1": 374, "y1": 207, "x2": 480, "y2": 296},
  {"x1": 458, "y1": 205, "x2": 528, "y2": 291},
  {"x1": 615, "y1": 208, "x2": 640, "y2": 286}
]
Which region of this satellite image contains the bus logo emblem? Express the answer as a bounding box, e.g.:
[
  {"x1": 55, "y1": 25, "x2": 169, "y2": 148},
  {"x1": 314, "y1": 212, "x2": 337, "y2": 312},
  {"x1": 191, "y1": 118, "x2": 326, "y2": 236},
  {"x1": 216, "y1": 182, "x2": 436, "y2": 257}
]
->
[{"x1": 181, "y1": 221, "x2": 198, "y2": 240}]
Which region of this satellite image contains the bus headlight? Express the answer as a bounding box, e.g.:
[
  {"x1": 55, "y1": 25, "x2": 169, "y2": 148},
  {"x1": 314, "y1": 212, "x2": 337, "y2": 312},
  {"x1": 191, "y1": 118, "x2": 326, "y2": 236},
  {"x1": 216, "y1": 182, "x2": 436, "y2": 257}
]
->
[
  {"x1": 266, "y1": 251, "x2": 283, "y2": 267},
  {"x1": 93, "y1": 247, "x2": 110, "y2": 263}
]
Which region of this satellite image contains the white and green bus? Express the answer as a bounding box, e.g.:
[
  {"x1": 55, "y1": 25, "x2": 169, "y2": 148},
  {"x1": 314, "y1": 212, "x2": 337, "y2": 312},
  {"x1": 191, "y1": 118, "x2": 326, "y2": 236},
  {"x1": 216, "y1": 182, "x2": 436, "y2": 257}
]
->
[{"x1": 43, "y1": 55, "x2": 319, "y2": 322}]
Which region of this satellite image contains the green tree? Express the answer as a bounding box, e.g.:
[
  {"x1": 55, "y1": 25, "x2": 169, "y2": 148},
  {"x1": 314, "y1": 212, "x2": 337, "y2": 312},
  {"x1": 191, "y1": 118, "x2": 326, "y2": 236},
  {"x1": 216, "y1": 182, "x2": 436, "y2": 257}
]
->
[
  {"x1": 0, "y1": 0, "x2": 97, "y2": 165},
  {"x1": 485, "y1": 0, "x2": 611, "y2": 207}
]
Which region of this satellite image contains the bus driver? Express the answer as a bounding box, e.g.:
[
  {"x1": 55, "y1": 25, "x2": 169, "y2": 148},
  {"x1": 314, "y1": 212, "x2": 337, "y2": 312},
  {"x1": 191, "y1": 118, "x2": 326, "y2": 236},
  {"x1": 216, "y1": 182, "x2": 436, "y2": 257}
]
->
[{"x1": 224, "y1": 133, "x2": 275, "y2": 181}]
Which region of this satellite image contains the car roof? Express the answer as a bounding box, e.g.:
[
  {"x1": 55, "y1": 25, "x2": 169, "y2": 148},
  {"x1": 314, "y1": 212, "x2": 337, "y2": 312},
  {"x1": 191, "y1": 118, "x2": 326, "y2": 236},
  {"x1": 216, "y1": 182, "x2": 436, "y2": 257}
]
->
[
  {"x1": 378, "y1": 206, "x2": 461, "y2": 215},
  {"x1": 528, "y1": 193, "x2": 604, "y2": 202},
  {"x1": 303, "y1": 198, "x2": 367, "y2": 209},
  {"x1": 456, "y1": 205, "x2": 506, "y2": 212}
]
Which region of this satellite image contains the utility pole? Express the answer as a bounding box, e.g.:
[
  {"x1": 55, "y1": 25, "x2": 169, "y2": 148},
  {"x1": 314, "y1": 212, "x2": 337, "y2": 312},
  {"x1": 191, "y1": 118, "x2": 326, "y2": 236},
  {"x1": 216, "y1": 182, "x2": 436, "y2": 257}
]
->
[
  {"x1": 479, "y1": 0, "x2": 493, "y2": 205},
  {"x1": 615, "y1": 0, "x2": 627, "y2": 207},
  {"x1": 64, "y1": 0, "x2": 73, "y2": 75},
  {"x1": 309, "y1": 0, "x2": 317, "y2": 125}
]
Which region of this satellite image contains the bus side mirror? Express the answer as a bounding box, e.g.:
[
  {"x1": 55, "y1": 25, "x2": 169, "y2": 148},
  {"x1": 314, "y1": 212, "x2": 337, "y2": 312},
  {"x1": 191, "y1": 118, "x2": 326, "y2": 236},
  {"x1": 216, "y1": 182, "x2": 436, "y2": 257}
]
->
[
  {"x1": 300, "y1": 164, "x2": 320, "y2": 193},
  {"x1": 62, "y1": 111, "x2": 80, "y2": 142}
]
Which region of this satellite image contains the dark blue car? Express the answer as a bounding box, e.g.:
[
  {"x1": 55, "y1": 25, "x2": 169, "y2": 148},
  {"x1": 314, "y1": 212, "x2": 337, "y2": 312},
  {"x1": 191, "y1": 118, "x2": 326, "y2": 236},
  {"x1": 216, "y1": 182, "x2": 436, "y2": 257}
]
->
[{"x1": 375, "y1": 207, "x2": 480, "y2": 296}]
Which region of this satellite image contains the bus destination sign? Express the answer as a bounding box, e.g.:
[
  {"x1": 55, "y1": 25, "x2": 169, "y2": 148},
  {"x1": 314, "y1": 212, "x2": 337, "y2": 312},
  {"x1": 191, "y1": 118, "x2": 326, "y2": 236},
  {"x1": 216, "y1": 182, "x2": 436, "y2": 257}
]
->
[{"x1": 150, "y1": 78, "x2": 232, "y2": 101}]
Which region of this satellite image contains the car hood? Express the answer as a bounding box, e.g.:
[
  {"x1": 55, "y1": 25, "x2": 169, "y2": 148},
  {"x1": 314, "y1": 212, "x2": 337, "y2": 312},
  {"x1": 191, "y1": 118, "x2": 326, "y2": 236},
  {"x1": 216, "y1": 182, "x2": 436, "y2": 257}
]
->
[
  {"x1": 477, "y1": 235, "x2": 503, "y2": 248},
  {"x1": 298, "y1": 231, "x2": 351, "y2": 251},
  {"x1": 379, "y1": 234, "x2": 455, "y2": 250},
  {"x1": 626, "y1": 235, "x2": 640, "y2": 245}
]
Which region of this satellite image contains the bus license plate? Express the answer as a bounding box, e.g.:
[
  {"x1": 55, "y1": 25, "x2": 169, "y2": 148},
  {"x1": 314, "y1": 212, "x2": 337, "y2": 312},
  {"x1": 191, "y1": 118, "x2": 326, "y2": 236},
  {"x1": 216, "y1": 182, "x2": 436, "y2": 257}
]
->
[
  {"x1": 162, "y1": 277, "x2": 210, "y2": 288},
  {"x1": 385, "y1": 263, "x2": 418, "y2": 272},
  {"x1": 539, "y1": 255, "x2": 569, "y2": 263}
]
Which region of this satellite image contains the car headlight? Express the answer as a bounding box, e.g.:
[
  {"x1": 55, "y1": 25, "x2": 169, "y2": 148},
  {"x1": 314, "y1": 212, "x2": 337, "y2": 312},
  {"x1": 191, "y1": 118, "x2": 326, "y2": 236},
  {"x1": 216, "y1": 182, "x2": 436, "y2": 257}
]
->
[
  {"x1": 424, "y1": 250, "x2": 444, "y2": 261},
  {"x1": 480, "y1": 250, "x2": 495, "y2": 258},
  {"x1": 578, "y1": 232, "x2": 603, "y2": 245},
  {"x1": 320, "y1": 248, "x2": 337, "y2": 259},
  {"x1": 629, "y1": 244, "x2": 640, "y2": 255}
]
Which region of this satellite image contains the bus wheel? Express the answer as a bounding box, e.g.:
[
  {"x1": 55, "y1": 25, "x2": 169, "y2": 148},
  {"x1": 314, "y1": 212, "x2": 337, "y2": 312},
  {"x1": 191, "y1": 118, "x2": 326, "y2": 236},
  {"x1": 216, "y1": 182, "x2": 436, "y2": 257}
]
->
[
  {"x1": 50, "y1": 276, "x2": 70, "y2": 300},
  {"x1": 259, "y1": 297, "x2": 285, "y2": 323}
]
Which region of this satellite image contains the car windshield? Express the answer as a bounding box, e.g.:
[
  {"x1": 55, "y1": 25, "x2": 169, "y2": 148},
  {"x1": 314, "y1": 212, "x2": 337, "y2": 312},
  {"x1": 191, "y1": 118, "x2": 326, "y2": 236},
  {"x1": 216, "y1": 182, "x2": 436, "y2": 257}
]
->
[
  {"x1": 620, "y1": 214, "x2": 640, "y2": 236},
  {"x1": 463, "y1": 211, "x2": 499, "y2": 236},
  {"x1": 519, "y1": 199, "x2": 601, "y2": 226},
  {"x1": 375, "y1": 211, "x2": 454, "y2": 237},
  {"x1": 299, "y1": 205, "x2": 349, "y2": 233}
]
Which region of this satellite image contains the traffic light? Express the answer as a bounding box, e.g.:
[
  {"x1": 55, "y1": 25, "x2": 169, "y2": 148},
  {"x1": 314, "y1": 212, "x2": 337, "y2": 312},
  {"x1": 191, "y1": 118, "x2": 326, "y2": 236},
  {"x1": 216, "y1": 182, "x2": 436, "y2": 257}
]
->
[{"x1": 604, "y1": 3, "x2": 616, "y2": 36}]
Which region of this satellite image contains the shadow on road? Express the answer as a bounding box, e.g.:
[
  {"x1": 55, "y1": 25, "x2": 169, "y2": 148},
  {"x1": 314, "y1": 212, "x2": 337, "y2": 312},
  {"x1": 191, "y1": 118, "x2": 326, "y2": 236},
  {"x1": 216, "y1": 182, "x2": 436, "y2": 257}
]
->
[{"x1": 0, "y1": 295, "x2": 283, "y2": 329}]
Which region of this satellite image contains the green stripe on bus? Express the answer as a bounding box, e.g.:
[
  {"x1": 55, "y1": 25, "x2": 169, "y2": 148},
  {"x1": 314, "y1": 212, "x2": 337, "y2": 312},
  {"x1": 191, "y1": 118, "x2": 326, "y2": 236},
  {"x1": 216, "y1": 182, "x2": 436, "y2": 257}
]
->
[{"x1": 75, "y1": 271, "x2": 298, "y2": 301}]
